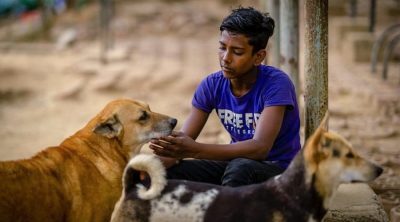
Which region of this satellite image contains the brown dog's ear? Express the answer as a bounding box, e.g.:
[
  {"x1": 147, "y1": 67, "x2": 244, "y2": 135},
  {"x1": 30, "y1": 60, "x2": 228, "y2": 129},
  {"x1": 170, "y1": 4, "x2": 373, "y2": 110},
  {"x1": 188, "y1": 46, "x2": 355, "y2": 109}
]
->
[{"x1": 93, "y1": 114, "x2": 123, "y2": 138}]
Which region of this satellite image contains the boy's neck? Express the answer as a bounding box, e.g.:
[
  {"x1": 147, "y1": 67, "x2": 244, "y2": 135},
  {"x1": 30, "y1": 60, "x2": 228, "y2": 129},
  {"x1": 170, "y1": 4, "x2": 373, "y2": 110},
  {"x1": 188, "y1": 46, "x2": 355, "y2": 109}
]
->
[{"x1": 230, "y1": 65, "x2": 259, "y2": 97}]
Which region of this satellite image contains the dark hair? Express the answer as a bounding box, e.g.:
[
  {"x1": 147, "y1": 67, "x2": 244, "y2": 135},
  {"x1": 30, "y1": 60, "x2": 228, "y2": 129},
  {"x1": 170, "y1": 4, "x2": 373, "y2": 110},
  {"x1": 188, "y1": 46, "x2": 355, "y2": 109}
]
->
[{"x1": 220, "y1": 6, "x2": 275, "y2": 55}]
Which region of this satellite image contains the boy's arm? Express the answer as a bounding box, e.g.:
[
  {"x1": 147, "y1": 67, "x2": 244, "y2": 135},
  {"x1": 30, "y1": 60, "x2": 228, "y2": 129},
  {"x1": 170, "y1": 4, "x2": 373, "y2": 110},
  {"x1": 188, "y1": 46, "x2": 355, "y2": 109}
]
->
[
  {"x1": 180, "y1": 106, "x2": 210, "y2": 140},
  {"x1": 153, "y1": 106, "x2": 210, "y2": 168},
  {"x1": 151, "y1": 105, "x2": 286, "y2": 162}
]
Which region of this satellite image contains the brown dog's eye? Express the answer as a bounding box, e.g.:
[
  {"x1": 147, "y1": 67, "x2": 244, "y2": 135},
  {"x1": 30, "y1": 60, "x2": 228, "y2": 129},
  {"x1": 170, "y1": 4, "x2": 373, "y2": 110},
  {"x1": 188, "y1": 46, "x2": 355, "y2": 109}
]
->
[
  {"x1": 139, "y1": 111, "x2": 148, "y2": 121},
  {"x1": 346, "y1": 153, "x2": 354, "y2": 158}
]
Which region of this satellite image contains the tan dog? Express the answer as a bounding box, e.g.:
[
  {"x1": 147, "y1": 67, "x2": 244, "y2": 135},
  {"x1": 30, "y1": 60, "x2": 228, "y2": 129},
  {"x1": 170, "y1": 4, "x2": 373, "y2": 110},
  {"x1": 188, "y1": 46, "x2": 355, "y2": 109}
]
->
[
  {"x1": 0, "y1": 98, "x2": 177, "y2": 222},
  {"x1": 111, "y1": 112, "x2": 382, "y2": 222}
]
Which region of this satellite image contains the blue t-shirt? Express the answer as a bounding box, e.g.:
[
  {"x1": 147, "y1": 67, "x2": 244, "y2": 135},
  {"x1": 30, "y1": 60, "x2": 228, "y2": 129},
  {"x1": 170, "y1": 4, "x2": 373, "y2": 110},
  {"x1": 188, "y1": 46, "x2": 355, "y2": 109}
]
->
[{"x1": 192, "y1": 65, "x2": 301, "y2": 168}]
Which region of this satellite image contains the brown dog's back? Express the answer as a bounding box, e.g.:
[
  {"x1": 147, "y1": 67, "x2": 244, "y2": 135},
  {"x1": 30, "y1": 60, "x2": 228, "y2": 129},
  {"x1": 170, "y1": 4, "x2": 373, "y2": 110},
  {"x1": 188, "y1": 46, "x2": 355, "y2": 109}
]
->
[
  {"x1": 0, "y1": 98, "x2": 178, "y2": 222},
  {"x1": 0, "y1": 142, "x2": 123, "y2": 222}
]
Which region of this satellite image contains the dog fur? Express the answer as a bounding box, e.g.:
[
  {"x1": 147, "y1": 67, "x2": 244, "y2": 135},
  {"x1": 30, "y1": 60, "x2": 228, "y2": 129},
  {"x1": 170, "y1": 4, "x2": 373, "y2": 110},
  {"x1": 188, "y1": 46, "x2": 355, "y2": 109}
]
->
[
  {"x1": 0, "y1": 98, "x2": 177, "y2": 222},
  {"x1": 111, "y1": 112, "x2": 383, "y2": 222}
]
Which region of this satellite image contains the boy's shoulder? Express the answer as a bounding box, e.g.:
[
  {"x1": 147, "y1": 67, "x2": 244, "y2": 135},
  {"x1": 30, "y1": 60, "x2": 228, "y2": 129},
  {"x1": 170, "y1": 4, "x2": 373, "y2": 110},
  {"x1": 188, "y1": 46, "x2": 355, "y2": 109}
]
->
[
  {"x1": 259, "y1": 64, "x2": 285, "y2": 76},
  {"x1": 258, "y1": 65, "x2": 294, "y2": 89},
  {"x1": 259, "y1": 65, "x2": 291, "y2": 81},
  {"x1": 204, "y1": 65, "x2": 289, "y2": 82}
]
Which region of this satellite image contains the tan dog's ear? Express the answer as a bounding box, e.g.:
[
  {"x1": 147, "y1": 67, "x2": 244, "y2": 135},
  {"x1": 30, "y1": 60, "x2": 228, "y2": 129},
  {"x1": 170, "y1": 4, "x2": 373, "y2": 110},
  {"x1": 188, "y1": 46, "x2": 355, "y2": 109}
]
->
[
  {"x1": 93, "y1": 115, "x2": 123, "y2": 138},
  {"x1": 304, "y1": 111, "x2": 329, "y2": 164},
  {"x1": 312, "y1": 111, "x2": 329, "y2": 145},
  {"x1": 315, "y1": 111, "x2": 330, "y2": 159}
]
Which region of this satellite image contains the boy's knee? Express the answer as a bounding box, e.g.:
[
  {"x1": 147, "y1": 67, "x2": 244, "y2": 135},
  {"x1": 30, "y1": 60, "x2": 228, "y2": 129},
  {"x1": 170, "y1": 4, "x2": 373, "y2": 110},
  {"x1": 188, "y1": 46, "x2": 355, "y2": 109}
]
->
[
  {"x1": 222, "y1": 158, "x2": 258, "y2": 187},
  {"x1": 221, "y1": 158, "x2": 284, "y2": 187},
  {"x1": 228, "y1": 158, "x2": 256, "y2": 168},
  {"x1": 226, "y1": 158, "x2": 258, "y2": 175}
]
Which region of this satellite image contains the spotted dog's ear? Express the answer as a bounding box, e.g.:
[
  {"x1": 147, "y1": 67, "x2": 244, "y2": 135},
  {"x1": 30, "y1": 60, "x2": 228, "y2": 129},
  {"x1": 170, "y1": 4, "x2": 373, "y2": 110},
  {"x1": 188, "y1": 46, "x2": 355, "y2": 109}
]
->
[
  {"x1": 308, "y1": 111, "x2": 329, "y2": 146},
  {"x1": 315, "y1": 111, "x2": 329, "y2": 142},
  {"x1": 319, "y1": 111, "x2": 331, "y2": 149},
  {"x1": 319, "y1": 111, "x2": 329, "y2": 133},
  {"x1": 93, "y1": 114, "x2": 122, "y2": 138},
  {"x1": 304, "y1": 111, "x2": 329, "y2": 164}
]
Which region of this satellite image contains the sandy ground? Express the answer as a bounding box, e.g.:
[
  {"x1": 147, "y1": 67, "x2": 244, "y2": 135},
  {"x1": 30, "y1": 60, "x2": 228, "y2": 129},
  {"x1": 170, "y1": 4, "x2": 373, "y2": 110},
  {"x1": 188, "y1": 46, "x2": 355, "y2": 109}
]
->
[
  {"x1": 0, "y1": 0, "x2": 232, "y2": 160},
  {"x1": 0, "y1": 0, "x2": 399, "y2": 170},
  {"x1": 2, "y1": 1, "x2": 400, "y2": 220}
]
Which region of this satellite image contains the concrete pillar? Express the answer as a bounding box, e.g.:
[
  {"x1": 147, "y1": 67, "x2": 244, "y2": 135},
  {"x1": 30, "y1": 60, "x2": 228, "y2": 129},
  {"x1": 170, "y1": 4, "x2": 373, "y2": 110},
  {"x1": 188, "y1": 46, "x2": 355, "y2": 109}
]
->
[
  {"x1": 100, "y1": 0, "x2": 114, "y2": 64},
  {"x1": 280, "y1": 0, "x2": 299, "y2": 96},
  {"x1": 265, "y1": 0, "x2": 280, "y2": 68},
  {"x1": 369, "y1": 0, "x2": 376, "y2": 33},
  {"x1": 304, "y1": 0, "x2": 329, "y2": 140}
]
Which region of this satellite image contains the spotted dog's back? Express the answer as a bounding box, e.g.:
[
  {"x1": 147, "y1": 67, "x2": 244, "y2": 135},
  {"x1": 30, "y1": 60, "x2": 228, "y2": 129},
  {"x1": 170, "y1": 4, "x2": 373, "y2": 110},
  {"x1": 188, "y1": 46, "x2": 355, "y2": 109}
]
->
[
  {"x1": 111, "y1": 154, "x2": 224, "y2": 222},
  {"x1": 111, "y1": 154, "x2": 315, "y2": 222}
]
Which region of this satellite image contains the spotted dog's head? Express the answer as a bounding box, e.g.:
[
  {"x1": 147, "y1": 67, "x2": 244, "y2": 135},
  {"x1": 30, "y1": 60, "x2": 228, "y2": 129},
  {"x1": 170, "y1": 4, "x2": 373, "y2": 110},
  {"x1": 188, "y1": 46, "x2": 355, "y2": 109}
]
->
[{"x1": 303, "y1": 111, "x2": 383, "y2": 207}]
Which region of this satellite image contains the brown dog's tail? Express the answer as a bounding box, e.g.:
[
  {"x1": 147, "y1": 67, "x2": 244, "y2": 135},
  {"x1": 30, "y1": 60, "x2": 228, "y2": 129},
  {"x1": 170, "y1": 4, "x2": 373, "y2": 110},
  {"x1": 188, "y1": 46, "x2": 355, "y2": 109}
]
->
[{"x1": 122, "y1": 154, "x2": 167, "y2": 200}]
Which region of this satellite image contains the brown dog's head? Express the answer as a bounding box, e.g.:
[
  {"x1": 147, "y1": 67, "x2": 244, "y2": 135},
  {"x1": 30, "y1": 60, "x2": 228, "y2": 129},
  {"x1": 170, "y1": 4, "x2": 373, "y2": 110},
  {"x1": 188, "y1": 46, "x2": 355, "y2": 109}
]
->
[
  {"x1": 304, "y1": 111, "x2": 383, "y2": 201},
  {"x1": 92, "y1": 98, "x2": 177, "y2": 155}
]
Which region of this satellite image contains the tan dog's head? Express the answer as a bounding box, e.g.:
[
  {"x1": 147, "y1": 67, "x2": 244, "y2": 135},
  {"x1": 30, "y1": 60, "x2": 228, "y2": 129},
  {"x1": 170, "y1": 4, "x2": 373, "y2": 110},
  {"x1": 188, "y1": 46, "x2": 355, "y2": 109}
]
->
[
  {"x1": 304, "y1": 112, "x2": 382, "y2": 200},
  {"x1": 92, "y1": 98, "x2": 177, "y2": 156}
]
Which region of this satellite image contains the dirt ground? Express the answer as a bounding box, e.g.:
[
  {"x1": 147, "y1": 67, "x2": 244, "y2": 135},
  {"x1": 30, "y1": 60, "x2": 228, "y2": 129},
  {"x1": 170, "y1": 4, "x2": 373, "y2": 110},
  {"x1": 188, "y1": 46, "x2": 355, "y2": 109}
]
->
[
  {"x1": 1, "y1": 1, "x2": 400, "y2": 219},
  {"x1": 0, "y1": 0, "x2": 234, "y2": 160},
  {"x1": 0, "y1": 0, "x2": 399, "y2": 181}
]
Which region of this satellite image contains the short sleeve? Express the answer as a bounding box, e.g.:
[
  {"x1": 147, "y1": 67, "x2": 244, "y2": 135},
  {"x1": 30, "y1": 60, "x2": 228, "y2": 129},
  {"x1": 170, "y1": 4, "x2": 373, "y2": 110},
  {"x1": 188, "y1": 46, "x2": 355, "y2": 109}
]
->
[
  {"x1": 191, "y1": 77, "x2": 215, "y2": 113},
  {"x1": 263, "y1": 73, "x2": 296, "y2": 111}
]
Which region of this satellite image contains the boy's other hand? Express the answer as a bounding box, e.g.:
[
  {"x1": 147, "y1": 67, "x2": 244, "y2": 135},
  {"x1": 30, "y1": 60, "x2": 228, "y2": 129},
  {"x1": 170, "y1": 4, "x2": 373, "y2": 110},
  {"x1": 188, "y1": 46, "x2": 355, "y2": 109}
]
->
[{"x1": 149, "y1": 131, "x2": 199, "y2": 159}]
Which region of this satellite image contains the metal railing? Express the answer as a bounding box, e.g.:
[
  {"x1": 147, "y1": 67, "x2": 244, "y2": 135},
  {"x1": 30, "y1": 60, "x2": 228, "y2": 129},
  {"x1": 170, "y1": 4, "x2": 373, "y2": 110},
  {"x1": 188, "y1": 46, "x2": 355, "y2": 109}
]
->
[{"x1": 370, "y1": 23, "x2": 400, "y2": 84}]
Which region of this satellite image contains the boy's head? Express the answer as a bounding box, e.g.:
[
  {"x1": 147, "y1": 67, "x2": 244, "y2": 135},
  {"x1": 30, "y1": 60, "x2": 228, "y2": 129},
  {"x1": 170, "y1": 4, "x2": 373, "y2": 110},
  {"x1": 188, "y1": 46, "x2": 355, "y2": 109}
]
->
[{"x1": 220, "y1": 6, "x2": 275, "y2": 55}]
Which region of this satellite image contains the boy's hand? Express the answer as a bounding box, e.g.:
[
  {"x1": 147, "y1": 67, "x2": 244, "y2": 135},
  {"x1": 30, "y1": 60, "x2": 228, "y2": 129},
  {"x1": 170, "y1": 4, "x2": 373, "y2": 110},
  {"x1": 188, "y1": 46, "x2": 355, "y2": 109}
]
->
[{"x1": 149, "y1": 131, "x2": 199, "y2": 159}]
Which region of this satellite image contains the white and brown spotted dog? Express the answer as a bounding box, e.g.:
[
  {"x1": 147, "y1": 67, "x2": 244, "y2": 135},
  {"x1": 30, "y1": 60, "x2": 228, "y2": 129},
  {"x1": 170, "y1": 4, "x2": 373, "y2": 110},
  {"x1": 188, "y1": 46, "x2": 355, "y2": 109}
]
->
[
  {"x1": 111, "y1": 112, "x2": 383, "y2": 222},
  {"x1": 0, "y1": 98, "x2": 176, "y2": 222}
]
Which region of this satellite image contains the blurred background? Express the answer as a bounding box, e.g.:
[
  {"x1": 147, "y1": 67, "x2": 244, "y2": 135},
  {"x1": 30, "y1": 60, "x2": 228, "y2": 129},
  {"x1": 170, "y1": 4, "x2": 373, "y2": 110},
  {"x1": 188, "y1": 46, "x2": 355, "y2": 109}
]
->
[{"x1": 0, "y1": 0, "x2": 399, "y2": 218}]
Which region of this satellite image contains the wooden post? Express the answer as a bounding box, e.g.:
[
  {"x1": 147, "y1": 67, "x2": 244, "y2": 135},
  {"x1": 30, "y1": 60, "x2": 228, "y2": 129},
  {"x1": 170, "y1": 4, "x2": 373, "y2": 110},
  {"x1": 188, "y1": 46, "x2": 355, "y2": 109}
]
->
[{"x1": 304, "y1": 0, "x2": 329, "y2": 140}]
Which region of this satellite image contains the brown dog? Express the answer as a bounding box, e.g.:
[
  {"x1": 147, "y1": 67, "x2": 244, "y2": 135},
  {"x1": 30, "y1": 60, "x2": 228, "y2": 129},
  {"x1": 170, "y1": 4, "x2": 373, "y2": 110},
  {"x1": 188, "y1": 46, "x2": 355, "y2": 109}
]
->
[{"x1": 0, "y1": 98, "x2": 177, "y2": 222}]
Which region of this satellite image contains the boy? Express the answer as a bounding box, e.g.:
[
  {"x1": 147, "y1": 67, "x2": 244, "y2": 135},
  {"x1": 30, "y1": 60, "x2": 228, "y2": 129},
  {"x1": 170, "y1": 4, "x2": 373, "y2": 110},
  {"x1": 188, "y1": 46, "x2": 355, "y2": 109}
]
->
[{"x1": 149, "y1": 5, "x2": 300, "y2": 187}]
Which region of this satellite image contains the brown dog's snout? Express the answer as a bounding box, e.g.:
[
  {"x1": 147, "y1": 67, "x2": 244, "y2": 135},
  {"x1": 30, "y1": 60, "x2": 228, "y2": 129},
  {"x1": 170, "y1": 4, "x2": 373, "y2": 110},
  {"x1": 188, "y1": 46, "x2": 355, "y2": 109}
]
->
[{"x1": 170, "y1": 118, "x2": 177, "y2": 128}]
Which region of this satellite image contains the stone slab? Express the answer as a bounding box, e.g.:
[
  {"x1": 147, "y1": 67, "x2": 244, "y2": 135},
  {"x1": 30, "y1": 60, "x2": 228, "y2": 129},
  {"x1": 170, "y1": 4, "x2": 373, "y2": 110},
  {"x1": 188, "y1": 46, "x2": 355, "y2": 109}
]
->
[{"x1": 323, "y1": 184, "x2": 388, "y2": 222}]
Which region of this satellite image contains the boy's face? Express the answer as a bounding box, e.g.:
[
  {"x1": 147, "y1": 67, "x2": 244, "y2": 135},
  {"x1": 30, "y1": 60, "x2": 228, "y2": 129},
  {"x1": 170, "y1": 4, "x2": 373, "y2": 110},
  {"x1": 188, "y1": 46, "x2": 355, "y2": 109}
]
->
[{"x1": 218, "y1": 30, "x2": 264, "y2": 79}]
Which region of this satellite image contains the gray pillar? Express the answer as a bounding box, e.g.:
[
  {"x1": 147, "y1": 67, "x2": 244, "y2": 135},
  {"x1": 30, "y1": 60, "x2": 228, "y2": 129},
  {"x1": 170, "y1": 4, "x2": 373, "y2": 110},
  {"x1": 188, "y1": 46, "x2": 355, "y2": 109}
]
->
[
  {"x1": 280, "y1": 0, "x2": 299, "y2": 96},
  {"x1": 304, "y1": 0, "x2": 329, "y2": 140},
  {"x1": 265, "y1": 0, "x2": 280, "y2": 68},
  {"x1": 369, "y1": 0, "x2": 376, "y2": 33},
  {"x1": 100, "y1": 0, "x2": 114, "y2": 64}
]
